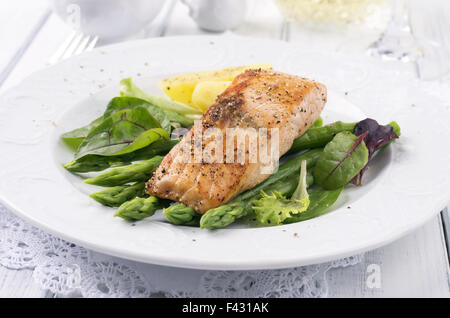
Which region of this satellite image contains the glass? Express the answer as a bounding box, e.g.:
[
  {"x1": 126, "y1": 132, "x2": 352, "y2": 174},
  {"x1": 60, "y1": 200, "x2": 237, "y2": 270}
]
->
[
  {"x1": 368, "y1": 0, "x2": 422, "y2": 62},
  {"x1": 275, "y1": 0, "x2": 386, "y2": 29}
]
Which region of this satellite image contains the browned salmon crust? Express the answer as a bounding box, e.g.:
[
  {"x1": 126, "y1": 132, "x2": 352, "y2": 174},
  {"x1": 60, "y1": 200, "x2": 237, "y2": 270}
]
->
[{"x1": 146, "y1": 69, "x2": 326, "y2": 213}]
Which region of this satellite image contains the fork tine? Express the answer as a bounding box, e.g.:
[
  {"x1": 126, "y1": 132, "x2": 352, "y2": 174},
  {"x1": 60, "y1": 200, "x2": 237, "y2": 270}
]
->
[
  {"x1": 74, "y1": 35, "x2": 91, "y2": 55},
  {"x1": 48, "y1": 30, "x2": 77, "y2": 64},
  {"x1": 85, "y1": 35, "x2": 99, "y2": 52},
  {"x1": 62, "y1": 32, "x2": 84, "y2": 60},
  {"x1": 49, "y1": 32, "x2": 99, "y2": 65}
]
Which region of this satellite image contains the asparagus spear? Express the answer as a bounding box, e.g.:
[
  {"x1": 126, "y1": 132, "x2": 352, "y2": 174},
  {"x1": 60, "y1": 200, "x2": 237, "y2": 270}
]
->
[
  {"x1": 115, "y1": 196, "x2": 167, "y2": 221},
  {"x1": 90, "y1": 182, "x2": 145, "y2": 207},
  {"x1": 164, "y1": 175, "x2": 303, "y2": 229},
  {"x1": 288, "y1": 121, "x2": 357, "y2": 154},
  {"x1": 64, "y1": 139, "x2": 179, "y2": 173},
  {"x1": 163, "y1": 204, "x2": 201, "y2": 226},
  {"x1": 235, "y1": 148, "x2": 321, "y2": 201},
  {"x1": 200, "y1": 172, "x2": 314, "y2": 229},
  {"x1": 84, "y1": 156, "x2": 163, "y2": 186},
  {"x1": 199, "y1": 201, "x2": 247, "y2": 230},
  {"x1": 169, "y1": 149, "x2": 320, "y2": 229}
]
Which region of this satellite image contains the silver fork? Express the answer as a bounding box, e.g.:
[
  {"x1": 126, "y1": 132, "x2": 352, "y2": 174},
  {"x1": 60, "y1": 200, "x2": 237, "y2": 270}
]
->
[{"x1": 48, "y1": 30, "x2": 98, "y2": 64}]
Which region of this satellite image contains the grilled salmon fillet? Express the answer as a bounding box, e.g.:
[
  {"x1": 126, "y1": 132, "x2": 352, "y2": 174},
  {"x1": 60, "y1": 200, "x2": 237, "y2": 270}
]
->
[{"x1": 146, "y1": 69, "x2": 326, "y2": 213}]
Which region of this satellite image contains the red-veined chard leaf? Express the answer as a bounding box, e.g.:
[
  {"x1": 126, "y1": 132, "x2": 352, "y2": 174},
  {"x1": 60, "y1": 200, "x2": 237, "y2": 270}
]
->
[
  {"x1": 120, "y1": 78, "x2": 196, "y2": 127},
  {"x1": 62, "y1": 97, "x2": 173, "y2": 152},
  {"x1": 111, "y1": 128, "x2": 168, "y2": 156},
  {"x1": 313, "y1": 131, "x2": 369, "y2": 189},
  {"x1": 350, "y1": 118, "x2": 400, "y2": 185},
  {"x1": 61, "y1": 116, "x2": 104, "y2": 151},
  {"x1": 104, "y1": 97, "x2": 172, "y2": 133},
  {"x1": 74, "y1": 107, "x2": 168, "y2": 159}
]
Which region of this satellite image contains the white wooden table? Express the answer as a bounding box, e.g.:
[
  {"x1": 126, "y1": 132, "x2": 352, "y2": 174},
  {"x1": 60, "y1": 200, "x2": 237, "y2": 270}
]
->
[{"x1": 0, "y1": 0, "x2": 449, "y2": 298}]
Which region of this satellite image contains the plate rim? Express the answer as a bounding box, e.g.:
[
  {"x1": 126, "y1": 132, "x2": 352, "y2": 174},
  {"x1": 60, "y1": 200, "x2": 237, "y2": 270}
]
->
[{"x1": 0, "y1": 34, "x2": 449, "y2": 270}]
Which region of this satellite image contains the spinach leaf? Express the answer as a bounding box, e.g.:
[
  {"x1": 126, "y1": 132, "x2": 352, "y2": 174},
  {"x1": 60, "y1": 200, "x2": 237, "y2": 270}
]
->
[
  {"x1": 350, "y1": 119, "x2": 400, "y2": 185},
  {"x1": 111, "y1": 128, "x2": 168, "y2": 156},
  {"x1": 313, "y1": 131, "x2": 369, "y2": 189},
  {"x1": 61, "y1": 116, "x2": 104, "y2": 151},
  {"x1": 75, "y1": 107, "x2": 168, "y2": 159},
  {"x1": 104, "y1": 97, "x2": 172, "y2": 133},
  {"x1": 284, "y1": 187, "x2": 343, "y2": 224},
  {"x1": 64, "y1": 139, "x2": 179, "y2": 173},
  {"x1": 120, "y1": 78, "x2": 197, "y2": 127}
]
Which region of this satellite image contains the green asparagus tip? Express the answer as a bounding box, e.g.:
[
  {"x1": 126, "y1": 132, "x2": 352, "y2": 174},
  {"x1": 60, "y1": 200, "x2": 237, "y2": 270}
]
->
[
  {"x1": 389, "y1": 121, "x2": 401, "y2": 137},
  {"x1": 115, "y1": 196, "x2": 161, "y2": 221},
  {"x1": 63, "y1": 161, "x2": 76, "y2": 170},
  {"x1": 83, "y1": 178, "x2": 95, "y2": 185},
  {"x1": 200, "y1": 204, "x2": 246, "y2": 230},
  {"x1": 89, "y1": 192, "x2": 115, "y2": 207},
  {"x1": 163, "y1": 204, "x2": 200, "y2": 226},
  {"x1": 89, "y1": 183, "x2": 145, "y2": 207}
]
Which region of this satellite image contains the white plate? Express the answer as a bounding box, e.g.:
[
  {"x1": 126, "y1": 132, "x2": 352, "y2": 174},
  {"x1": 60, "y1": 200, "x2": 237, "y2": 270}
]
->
[{"x1": 0, "y1": 35, "x2": 449, "y2": 270}]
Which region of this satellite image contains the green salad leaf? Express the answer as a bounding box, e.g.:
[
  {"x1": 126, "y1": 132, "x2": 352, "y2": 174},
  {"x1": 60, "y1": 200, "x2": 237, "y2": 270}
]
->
[
  {"x1": 284, "y1": 187, "x2": 343, "y2": 224},
  {"x1": 61, "y1": 116, "x2": 104, "y2": 151},
  {"x1": 75, "y1": 107, "x2": 168, "y2": 159},
  {"x1": 111, "y1": 128, "x2": 167, "y2": 156},
  {"x1": 63, "y1": 139, "x2": 178, "y2": 173},
  {"x1": 62, "y1": 96, "x2": 175, "y2": 152},
  {"x1": 252, "y1": 160, "x2": 310, "y2": 225},
  {"x1": 313, "y1": 131, "x2": 369, "y2": 189},
  {"x1": 104, "y1": 97, "x2": 172, "y2": 133},
  {"x1": 120, "y1": 78, "x2": 200, "y2": 125}
]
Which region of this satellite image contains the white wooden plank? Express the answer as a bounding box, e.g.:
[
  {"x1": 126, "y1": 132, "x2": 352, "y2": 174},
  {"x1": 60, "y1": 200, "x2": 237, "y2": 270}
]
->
[
  {"x1": 440, "y1": 209, "x2": 450, "y2": 287},
  {"x1": 0, "y1": 267, "x2": 46, "y2": 298},
  {"x1": 0, "y1": 14, "x2": 74, "y2": 93},
  {"x1": 327, "y1": 216, "x2": 450, "y2": 297},
  {"x1": 409, "y1": 0, "x2": 450, "y2": 80},
  {"x1": 0, "y1": 1, "x2": 50, "y2": 86}
]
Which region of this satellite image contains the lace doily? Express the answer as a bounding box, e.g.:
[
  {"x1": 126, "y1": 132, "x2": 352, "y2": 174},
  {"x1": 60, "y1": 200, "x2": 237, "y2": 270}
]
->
[{"x1": 0, "y1": 203, "x2": 363, "y2": 298}]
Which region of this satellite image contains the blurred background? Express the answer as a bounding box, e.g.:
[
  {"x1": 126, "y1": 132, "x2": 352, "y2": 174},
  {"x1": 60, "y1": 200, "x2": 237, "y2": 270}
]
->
[{"x1": 1, "y1": 0, "x2": 449, "y2": 93}]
